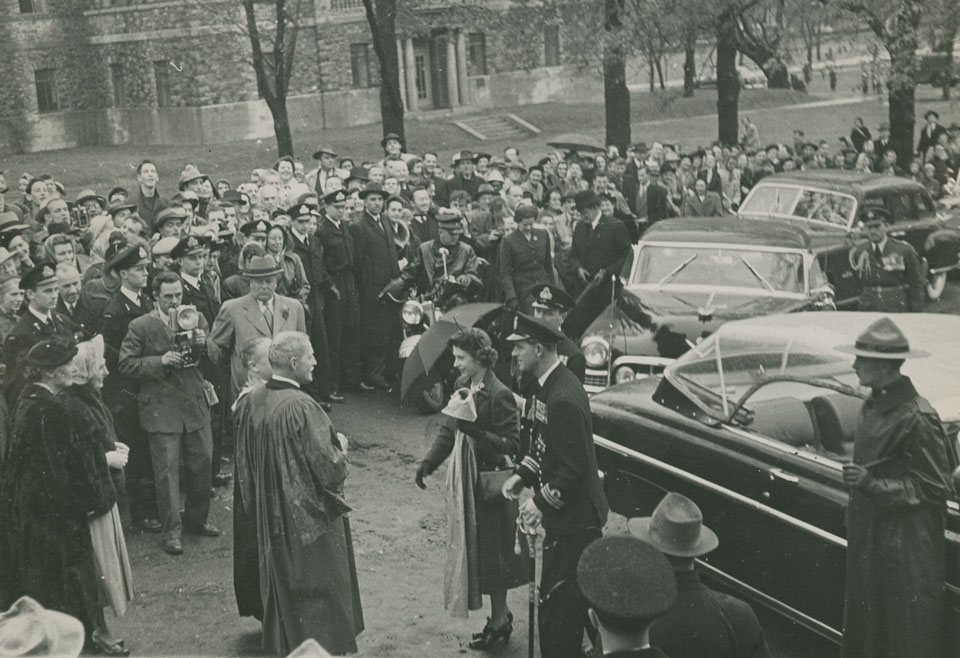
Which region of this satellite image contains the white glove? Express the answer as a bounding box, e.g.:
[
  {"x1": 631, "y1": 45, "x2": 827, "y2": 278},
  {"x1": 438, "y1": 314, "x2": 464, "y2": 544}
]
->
[{"x1": 105, "y1": 450, "x2": 128, "y2": 469}]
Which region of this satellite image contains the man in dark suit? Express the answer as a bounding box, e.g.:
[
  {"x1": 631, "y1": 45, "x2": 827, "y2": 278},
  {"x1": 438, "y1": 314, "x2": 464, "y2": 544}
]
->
[
  {"x1": 100, "y1": 244, "x2": 160, "y2": 533},
  {"x1": 873, "y1": 122, "x2": 893, "y2": 157},
  {"x1": 682, "y1": 178, "x2": 724, "y2": 217},
  {"x1": 503, "y1": 313, "x2": 609, "y2": 658},
  {"x1": 119, "y1": 271, "x2": 219, "y2": 556},
  {"x1": 318, "y1": 189, "x2": 361, "y2": 395},
  {"x1": 435, "y1": 151, "x2": 482, "y2": 207},
  {"x1": 287, "y1": 202, "x2": 337, "y2": 403},
  {"x1": 569, "y1": 190, "x2": 631, "y2": 296},
  {"x1": 349, "y1": 183, "x2": 400, "y2": 390},
  {"x1": 646, "y1": 164, "x2": 677, "y2": 226},
  {"x1": 3, "y1": 262, "x2": 76, "y2": 401},
  {"x1": 918, "y1": 109, "x2": 948, "y2": 156},
  {"x1": 500, "y1": 204, "x2": 553, "y2": 314},
  {"x1": 54, "y1": 262, "x2": 94, "y2": 341}
]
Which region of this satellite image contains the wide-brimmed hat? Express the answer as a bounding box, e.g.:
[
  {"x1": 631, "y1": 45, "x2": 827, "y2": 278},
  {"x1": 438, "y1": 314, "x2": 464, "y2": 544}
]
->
[
  {"x1": 312, "y1": 144, "x2": 338, "y2": 160},
  {"x1": 178, "y1": 164, "x2": 208, "y2": 191},
  {"x1": 835, "y1": 317, "x2": 929, "y2": 359},
  {"x1": 242, "y1": 254, "x2": 283, "y2": 278},
  {"x1": 154, "y1": 206, "x2": 188, "y2": 229},
  {"x1": 0, "y1": 212, "x2": 28, "y2": 234},
  {"x1": 628, "y1": 492, "x2": 719, "y2": 558},
  {"x1": 452, "y1": 150, "x2": 478, "y2": 165},
  {"x1": 358, "y1": 183, "x2": 386, "y2": 200},
  {"x1": 380, "y1": 132, "x2": 404, "y2": 148},
  {"x1": 346, "y1": 167, "x2": 370, "y2": 185},
  {"x1": 924, "y1": 109, "x2": 940, "y2": 120},
  {"x1": 74, "y1": 189, "x2": 106, "y2": 208},
  {"x1": 105, "y1": 199, "x2": 136, "y2": 217},
  {"x1": 0, "y1": 596, "x2": 84, "y2": 658}
]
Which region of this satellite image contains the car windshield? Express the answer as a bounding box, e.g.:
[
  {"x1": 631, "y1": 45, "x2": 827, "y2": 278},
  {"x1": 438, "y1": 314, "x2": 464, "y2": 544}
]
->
[
  {"x1": 740, "y1": 185, "x2": 856, "y2": 228},
  {"x1": 665, "y1": 323, "x2": 855, "y2": 419},
  {"x1": 632, "y1": 244, "x2": 806, "y2": 294}
]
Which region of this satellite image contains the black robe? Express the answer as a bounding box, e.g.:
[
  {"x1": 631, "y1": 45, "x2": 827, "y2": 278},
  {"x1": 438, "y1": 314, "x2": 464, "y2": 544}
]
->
[{"x1": 0, "y1": 384, "x2": 116, "y2": 635}]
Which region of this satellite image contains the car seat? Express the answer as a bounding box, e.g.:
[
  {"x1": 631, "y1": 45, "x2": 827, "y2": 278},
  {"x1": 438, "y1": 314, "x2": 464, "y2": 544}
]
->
[
  {"x1": 749, "y1": 398, "x2": 817, "y2": 448},
  {"x1": 810, "y1": 394, "x2": 864, "y2": 456}
]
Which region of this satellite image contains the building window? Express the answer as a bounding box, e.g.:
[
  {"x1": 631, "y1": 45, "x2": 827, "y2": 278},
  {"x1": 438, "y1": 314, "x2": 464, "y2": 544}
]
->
[
  {"x1": 154, "y1": 60, "x2": 171, "y2": 107},
  {"x1": 544, "y1": 25, "x2": 560, "y2": 67},
  {"x1": 350, "y1": 44, "x2": 372, "y2": 89},
  {"x1": 34, "y1": 69, "x2": 59, "y2": 113},
  {"x1": 467, "y1": 32, "x2": 487, "y2": 76},
  {"x1": 19, "y1": 0, "x2": 44, "y2": 13},
  {"x1": 110, "y1": 63, "x2": 126, "y2": 107}
]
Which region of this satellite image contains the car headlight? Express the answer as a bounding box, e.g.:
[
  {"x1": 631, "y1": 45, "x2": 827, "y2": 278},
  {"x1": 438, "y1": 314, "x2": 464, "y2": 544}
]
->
[
  {"x1": 614, "y1": 366, "x2": 636, "y2": 384},
  {"x1": 401, "y1": 301, "x2": 423, "y2": 326},
  {"x1": 581, "y1": 336, "x2": 609, "y2": 369}
]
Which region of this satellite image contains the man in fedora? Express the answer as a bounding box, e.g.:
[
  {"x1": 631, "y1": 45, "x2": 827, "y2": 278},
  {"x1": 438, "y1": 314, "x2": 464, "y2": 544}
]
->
[
  {"x1": 577, "y1": 536, "x2": 677, "y2": 658},
  {"x1": 307, "y1": 145, "x2": 343, "y2": 195},
  {"x1": 836, "y1": 317, "x2": 956, "y2": 658},
  {"x1": 379, "y1": 132, "x2": 414, "y2": 168},
  {"x1": 436, "y1": 151, "x2": 481, "y2": 207},
  {"x1": 918, "y1": 109, "x2": 947, "y2": 157},
  {"x1": 119, "y1": 271, "x2": 219, "y2": 555},
  {"x1": 208, "y1": 253, "x2": 307, "y2": 403},
  {"x1": 631, "y1": 492, "x2": 770, "y2": 658},
  {"x1": 848, "y1": 207, "x2": 924, "y2": 313}
]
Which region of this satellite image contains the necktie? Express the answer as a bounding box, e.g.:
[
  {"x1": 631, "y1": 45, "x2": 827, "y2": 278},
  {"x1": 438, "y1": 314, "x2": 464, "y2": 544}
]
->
[
  {"x1": 873, "y1": 244, "x2": 883, "y2": 261},
  {"x1": 262, "y1": 304, "x2": 274, "y2": 333}
]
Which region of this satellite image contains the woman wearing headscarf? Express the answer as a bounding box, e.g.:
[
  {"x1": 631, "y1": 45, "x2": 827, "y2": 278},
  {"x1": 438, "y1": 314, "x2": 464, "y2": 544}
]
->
[
  {"x1": 0, "y1": 338, "x2": 130, "y2": 656},
  {"x1": 413, "y1": 328, "x2": 527, "y2": 649},
  {"x1": 265, "y1": 225, "x2": 310, "y2": 304}
]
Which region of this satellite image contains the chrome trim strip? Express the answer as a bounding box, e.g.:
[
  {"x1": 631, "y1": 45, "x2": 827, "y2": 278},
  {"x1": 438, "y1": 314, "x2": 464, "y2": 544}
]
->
[
  {"x1": 695, "y1": 559, "x2": 842, "y2": 643},
  {"x1": 639, "y1": 241, "x2": 809, "y2": 255},
  {"x1": 593, "y1": 434, "x2": 848, "y2": 548},
  {"x1": 613, "y1": 355, "x2": 674, "y2": 368}
]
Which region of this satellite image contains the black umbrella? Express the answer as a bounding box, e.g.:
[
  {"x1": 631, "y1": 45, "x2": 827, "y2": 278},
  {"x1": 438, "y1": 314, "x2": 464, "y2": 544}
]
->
[{"x1": 547, "y1": 133, "x2": 606, "y2": 154}]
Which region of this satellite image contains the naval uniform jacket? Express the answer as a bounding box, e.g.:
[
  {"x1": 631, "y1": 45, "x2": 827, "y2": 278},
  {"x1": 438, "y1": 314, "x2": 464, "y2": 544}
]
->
[
  {"x1": 848, "y1": 238, "x2": 925, "y2": 312},
  {"x1": 515, "y1": 362, "x2": 608, "y2": 536},
  {"x1": 100, "y1": 290, "x2": 154, "y2": 411},
  {"x1": 179, "y1": 273, "x2": 221, "y2": 328}
]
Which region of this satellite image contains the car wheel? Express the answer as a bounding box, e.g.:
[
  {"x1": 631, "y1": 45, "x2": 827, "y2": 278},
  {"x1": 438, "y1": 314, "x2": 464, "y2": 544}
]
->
[
  {"x1": 414, "y1": 374, "x2": 447, "y2": 415},
  {"x1": 927, "y1": 271, "x2": 948, "y2": 300}
]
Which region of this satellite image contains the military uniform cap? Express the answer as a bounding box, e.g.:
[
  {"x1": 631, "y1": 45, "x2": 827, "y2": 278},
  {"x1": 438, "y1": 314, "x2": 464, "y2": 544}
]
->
[
  {"x1": 24, "y1": 337, "x2": 78, "y2": 369},
  {"x1": 151, "y1": 236, "x2": 180, "y2": 257},
  {"x1": 861, "y1": 207, "x2": 891, "y2": 224},
  {"x1": 323, "y1": 189, "x2": 348, "y2": 205},
  {"x1": 531, "y1": 283, "x2": 574, "y2": 312},
  {"x1": 239, "y1": 219, "x2": 273, "y2": 236},
  {"x1": 19, "y1": 261, "x2": 59, "y2": 290},
  {"x1": 514, "y1": 204, "x2": 538, "y2": 221},
  {"x1": 107, "y1": 244, "x2": 149, "y2": 273},
  {"x1": 170, "y1": 235, "x2": 208, "y2": 260},
  {"x1": 505, "y1": 312, "x2": 564, "y2": 345},
  {"x1": 836, "y1": 316, "x2": 929, "y2": 359},
  {"x1": 577, "y1": 536, "x2": 677, "y2": 623},
  {"x1": 287, "y1": 203, "x2": 320, "y2": 219}
]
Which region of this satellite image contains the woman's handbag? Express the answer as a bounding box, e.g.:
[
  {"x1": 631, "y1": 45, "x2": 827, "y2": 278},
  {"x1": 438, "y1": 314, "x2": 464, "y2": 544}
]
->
[{"x1": 478, "y1": 469, "x2": 512, "y2": 502}]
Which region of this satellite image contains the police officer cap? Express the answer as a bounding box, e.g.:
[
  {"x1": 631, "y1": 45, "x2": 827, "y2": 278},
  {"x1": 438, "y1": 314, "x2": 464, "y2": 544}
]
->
[
  {"x1": 19, "y1": 261, "x2": 59, "y2": 290},
  {"x1": 514, "y1": 204, "x2": 538, "y2": 221},
  {"x1": 574, "y1": 190, "x2": 600, "y2": 212},
  {"x1": 24, "y1": 337, "x2": 78, "y2": 369},
  {"x1": 861, "y1": 207, "x2": 891, "y2": 225},
  {"x1": 323, "y1": 189, "x2": 348, "y2": 205},
  {"x1": 577, "y1": 536, "x2": 677, "y2": 624},
  {"x1": 170, "y1": 235, "x2": 208, "y2": 260},
  {"x1": 505, "y1": 312, "x2": 565, "y2": 345},
  {"x1": 239, "y1": 219, "x2": 273, "y2": 236},
  {"x1": 107, "y1": 244, "x2": 150, "y2": 273},
  {"x1": 286, "y1": 203, "x2": 320, "y2": 219},
  {"x1": 531, "y1": 283, "x2": 574, "y2": 312}
]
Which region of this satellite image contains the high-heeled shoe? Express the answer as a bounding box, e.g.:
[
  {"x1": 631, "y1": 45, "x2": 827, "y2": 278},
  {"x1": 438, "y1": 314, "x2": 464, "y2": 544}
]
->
[
  {"x1": 90, "y1": 629, "x2": 130, "y2": 656},
  {"x1": 468, "y1": 617, "x2": 513, "y2": 650}
]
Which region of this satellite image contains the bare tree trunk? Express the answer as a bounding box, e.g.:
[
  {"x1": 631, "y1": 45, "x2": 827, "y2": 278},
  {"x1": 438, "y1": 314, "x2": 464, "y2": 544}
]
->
[
  {"x1": 268, "y1": 97, "x2": 294, "y2": 156},
  {"x1": 942, "y1": 23, "x2": 957, "y2": 100},
  {"x1": 816, "y1": 25, "x2": 822, "y2": 60},
  {"x1": 683, "y1": 33, "x2": 696, "y2": 97},
  {"x1": 648, "y1": 48, "x2": 656, "y2": 91},
  {"x1": 362, "y1": 0, "x2": 406, "y2": 143},
  {"x1": 604, "y1": 0, "x2": 631, "y2": 153},
  {"x1": 717, "y1": 8, "x2": 740, "y2": 146},
  {"x1": 655, "y1": 56, "x2": 666, "y2": 90}
]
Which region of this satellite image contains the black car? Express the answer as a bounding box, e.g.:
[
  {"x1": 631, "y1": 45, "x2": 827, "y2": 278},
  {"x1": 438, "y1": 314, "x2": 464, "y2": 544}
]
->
[
  {"x1": 738, "y1": 170, "x2": 960, "y2": 303},
  {"x1": 591, "y1": 312, "x2": 960, "y2": 643},
  {"x1": 578, "y1": 217, "x2": 835, "y2": 392}
]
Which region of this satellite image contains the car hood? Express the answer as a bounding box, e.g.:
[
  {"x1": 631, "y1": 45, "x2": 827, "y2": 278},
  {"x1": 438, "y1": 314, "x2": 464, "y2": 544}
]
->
[{"x1": 581, "y1": 287, "x2": 812, "y2": 360}]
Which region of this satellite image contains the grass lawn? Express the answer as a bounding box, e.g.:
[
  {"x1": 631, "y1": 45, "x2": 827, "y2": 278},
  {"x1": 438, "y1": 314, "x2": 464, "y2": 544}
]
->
[{"x1": 2, "y1": 85, "x2": 955, "y2": 197}]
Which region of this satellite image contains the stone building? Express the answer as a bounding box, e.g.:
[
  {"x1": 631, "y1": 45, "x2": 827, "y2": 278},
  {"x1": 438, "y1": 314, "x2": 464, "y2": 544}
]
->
[{"x1": 0, "y1": 0, "x2": 598, "y2": 153}]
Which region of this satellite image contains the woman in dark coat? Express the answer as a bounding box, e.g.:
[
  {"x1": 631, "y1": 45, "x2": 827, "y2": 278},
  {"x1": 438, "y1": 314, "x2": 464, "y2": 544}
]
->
[
  {"x1": 414, "y1": 328, "x2": 528, "y2": 650},
  {"x1": 0, "y1": 337, "x2": 129, "y2": 656}
]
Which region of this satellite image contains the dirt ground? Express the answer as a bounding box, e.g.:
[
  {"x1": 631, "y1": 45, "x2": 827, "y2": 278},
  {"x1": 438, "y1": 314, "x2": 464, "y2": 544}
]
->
[{"x1": 105, "y1": 383, "x2": 843, "y2": 658}]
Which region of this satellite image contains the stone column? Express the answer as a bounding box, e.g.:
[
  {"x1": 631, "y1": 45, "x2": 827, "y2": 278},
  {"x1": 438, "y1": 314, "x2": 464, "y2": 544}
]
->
[
  {"x1": 456, "y1": 30, "x2": 469, "y2": 106},
  {"x1": 403, "y1": 38, "x2": 418, "y2": 113},
  {"x1": 396, "y1": 39, "x2": 407, "y2": 110},
  {"x1": 446, "y1": 36, "x2": 459, "y2": 107}
]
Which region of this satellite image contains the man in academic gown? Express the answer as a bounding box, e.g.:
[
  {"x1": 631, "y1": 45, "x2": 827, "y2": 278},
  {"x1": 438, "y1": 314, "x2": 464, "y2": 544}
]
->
[{"x1": 244, "y1": 331, "x2": 363, "y2": 656}]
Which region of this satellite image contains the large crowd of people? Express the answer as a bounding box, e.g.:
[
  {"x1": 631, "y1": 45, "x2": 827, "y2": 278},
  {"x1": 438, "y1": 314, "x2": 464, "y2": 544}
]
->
[{"x1": 0, "y1": 106, "x2": 958, "y2": 658}]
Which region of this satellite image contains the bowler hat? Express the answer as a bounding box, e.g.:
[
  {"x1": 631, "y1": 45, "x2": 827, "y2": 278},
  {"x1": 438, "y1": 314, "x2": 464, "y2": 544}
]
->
[
  {"x1": 178, "y1": 164, "x2": 208, "y2": 191},
  {"x1": 835, "y1": 317, "x2": 929, "y2": 359},
  {"x1": 573, "y1": 189, "x2": 600, "y2": 212},
  {"x1": 24, "y1": 337, "x2": 78, "y2": 370},
  {"x1": 0, "y1": 596, "x2": 85, "y2": 658},
  {"x1": 19, "y1": 262, "x2": 59, "y2": 291},
  {"x1": 628, "y1": 492, "x2": 719, "y2": 557},
  {"x1": 242, "y1": 254, "x2": 283, "y2": 278},
  {"x1": 506, "y1": 312, "x2": 564, "y2": 345},
  {"x1": 358, "y1": 183, "x2": 386, "y2": 200},
  {"x1": 577, "y1": 536, "x2": 677, "y2": 623},
  {"x1": 312, "y1": 144, "x2": 338, "y2": 160},
  {"x1": 530, "y1": 283, "x2": 574, "y2": 312}
]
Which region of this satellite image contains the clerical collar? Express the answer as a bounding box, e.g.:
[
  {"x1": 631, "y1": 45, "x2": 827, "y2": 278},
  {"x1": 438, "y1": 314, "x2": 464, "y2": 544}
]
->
[
  {"x1": 271, "y1": 375, "x2": 300, "y2": 388},
  {"x1": 537, "y1": 358, "x2": 561, "y2": 388},
  {"x1": 28, "y1": 306, "x2": 51, "y2": 323},
  {"x1": 120, "y1": 286, "x2": 141, "y2": 306}
]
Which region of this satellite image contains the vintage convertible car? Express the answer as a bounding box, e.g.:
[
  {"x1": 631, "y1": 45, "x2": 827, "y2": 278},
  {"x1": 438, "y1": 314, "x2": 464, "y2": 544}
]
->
[
  {"x1": 591, "y1": 312, "x2": 960, "y2": 643},
  {"x1": 579, "y1": 217, "x2": 835, "y2": 393},
  {"x1": 738, "y1": 171, "x2": 960, "y2": 302}
]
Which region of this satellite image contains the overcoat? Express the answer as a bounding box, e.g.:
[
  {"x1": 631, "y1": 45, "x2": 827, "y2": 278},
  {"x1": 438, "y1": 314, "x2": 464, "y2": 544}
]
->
[{"x1": 349, "y1": 211, "x2": 400, "y2": 348}]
